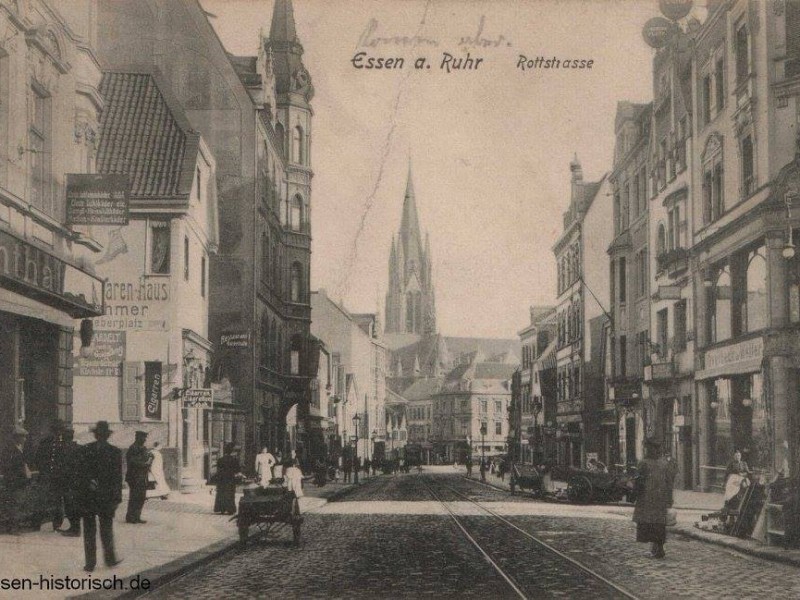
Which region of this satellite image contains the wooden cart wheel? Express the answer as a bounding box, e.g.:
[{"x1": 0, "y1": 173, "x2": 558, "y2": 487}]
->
[
  {"x1": 291, "y1": 498, "x2": 301, "y2": 545},
  {"x1": 567, "y1": 475, "x2": 593, "y2": 504}
]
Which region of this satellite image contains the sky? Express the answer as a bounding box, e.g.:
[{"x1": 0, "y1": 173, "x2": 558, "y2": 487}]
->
[{"x1": 201, "y1": 0, "x2": 704, "y2": 339}]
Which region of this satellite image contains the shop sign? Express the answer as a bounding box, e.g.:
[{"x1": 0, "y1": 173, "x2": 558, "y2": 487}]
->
[
  {"x1": 642, "y1": 17, "x2": 674, "y2": 48},
  {"x1": 0, "y1": 229, "x2": 104, "y2": 317},
  {"x1": 220, "y1": 331, "x2": 250, "y2": 349},
  {"x1": 184, "y1": 388, "x2": 213, "y2": 408},
  {"x1": 75, "y1": 330, "x2": 126, "y2": 377},
  {"x1": 95, "y1": 278, "x2": 170, "y2": 331},
  {"x1": 700, "y1": 337, "x2": 764, "y2": 379},
  {"x1": 66, "y1": 174, "x2": 129, "y2": 226},
  {"x1": 144, "y1": 361, "x2": 162, "y2": 420}
]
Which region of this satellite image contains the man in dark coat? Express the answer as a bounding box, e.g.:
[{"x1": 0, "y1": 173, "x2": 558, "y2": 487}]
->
[
  {"x1": 77, "y1": 421, "x2": 123, "y2": 572},
  {"x1": 1, "y1": 425, "x2": 32, "y2": 534},
  {"x1": 125, "y1": 431, "x2": 152, "y2": 524},
  {"x1": 34, "y1": 419, "x2": 67, "y2": 531},
  {"x1": 56, "y1": 429, "x2": 82, "y2": 536}
]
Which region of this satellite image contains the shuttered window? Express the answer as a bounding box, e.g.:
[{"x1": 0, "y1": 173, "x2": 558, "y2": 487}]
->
[
  {"x1": 122, "y1": 362, "x2": 143, "y2": 421},
  {"x1": 788, "y1": 0, "x2": 800, "y2": 78}
]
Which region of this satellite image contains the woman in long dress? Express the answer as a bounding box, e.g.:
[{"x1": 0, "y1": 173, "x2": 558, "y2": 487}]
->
[
  {"x1": 633, "y1": 438, "x2": 676, "y2": 558},
  {"x1": 146, "y1": 442, "x2": 171, "y2": 499},
  {"x1": 213, "y1": 443, "x2": 240, "y2": 515}
]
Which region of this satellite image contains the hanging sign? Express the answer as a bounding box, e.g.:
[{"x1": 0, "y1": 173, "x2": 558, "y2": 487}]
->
[
  {"x1": 144, "y1": 361, "x2": 163, "y2": 419},
  {"x1": 659, "y1": 0, "x2": 693, "y2": 22},
  {"x1": 66, "y1": 174, "x2": 129, "y2": 226},
  {"x1": 642, "y1": 17, "x2": 674, "y2": 48},
  {"x1": 184, "y1": 388, "x2": 213, "y2": 408}
]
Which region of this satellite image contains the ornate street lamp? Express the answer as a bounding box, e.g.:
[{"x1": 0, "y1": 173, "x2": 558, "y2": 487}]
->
[{"x1": 352, "y1": 413, "x2": 361, "y2": 484}]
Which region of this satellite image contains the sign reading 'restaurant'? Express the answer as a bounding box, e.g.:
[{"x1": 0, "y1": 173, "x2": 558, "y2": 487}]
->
[{"x1": 66, "y1": 174, "x2": 129, "y2": 226}]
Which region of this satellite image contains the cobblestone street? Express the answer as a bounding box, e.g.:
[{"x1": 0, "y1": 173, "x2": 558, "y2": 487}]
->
[{"x1": 145, "y1": 472, "x2": 800, "y2": 599}]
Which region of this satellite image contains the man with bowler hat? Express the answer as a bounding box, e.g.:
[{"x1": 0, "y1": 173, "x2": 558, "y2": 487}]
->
[
  {"x1": 125, "y1": 431, "x2": 152, "y2": 524},
  {"x1": 77, "y1": 421, "x2": 122, "y2": 572}
]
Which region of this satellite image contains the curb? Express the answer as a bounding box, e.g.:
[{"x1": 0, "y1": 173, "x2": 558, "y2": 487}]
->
[
  {"x1": 669, "y1": 526, "x2": 800, "y2": 568},
  {"x1": 74, "y1": 480, "x2": 366, "y2": 598}
]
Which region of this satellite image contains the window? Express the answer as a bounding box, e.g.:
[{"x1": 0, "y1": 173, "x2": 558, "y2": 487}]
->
[
  {"x1": 715, "y1": 57, "x2": 725, "y2": 112},
  {"x1": 735, "y1": 21, "x2": 749, "y2": 85},
  {"x1": 480, "y1": 399, "x2": 487, "y2": 414},
  {"x1": 290, "y1": 262, "x2": 303, "y2": 302},
  {"x1": 150, "y1": 221, "x2": 171, "y2": 274},
  {"x1": 494, "y1": 400, "x2": 502, "y2": 414},
  {"x1": 201, "y1": 256, "x2": 206, "y2": 297},
  {"x1": 788, "y1": 0, "x2": 800, "y2": 78},
  {"x1": 619, "y1": 335, "x2": 627, "y2": 377},
  {"x1": 292, "y1": 125, "x2": 304, "y2": 164},
  {"x1": 636, "y1": 249, "x2": 647, "y2": 297},
  {"x1": 495, "y1": 421, "x2": 502, "y2": 436},
  {"x1": 711, "y1": 266, "x2": 732, "y2": 343},
  {"x1": 703, "y1": 160, "x2": 725, "y2": 224},
  {"x1": 196, "y1": 167, "x2": 202, "y2": 202},
  {"x1": 614, "y1": 193, "x2": 621, "y2": 234},
  {"x1": 657, "y1": 308, "x2": 668, "y2": 358},
  {"x1": 290, "y1": 335, "x2": 302, "y2": 375},
  {"x1": 744, "y1": 248, "x2": 767, "y2": 333},
  {"x1": 639, "y1": 168, "x2": 648, "y2": 214},
  {"x1": 741, "y1": 135, "x2": 754, "y2": 196},
  {"x1": 184, "y1": 236, "x2": 190, "y2": 281},
  {"x1": 30, "y1": 87, "x2": 52, "y2": 214},
  {"x1": 657, "y1": 223, "x2": 667, "y2": 257},
  {"x1": 619, "y1": 257, "x2": 627, "y2": 303},
  {"x1": 290, "y1": 195, "x2": 304, "y2": 231},
  {"x1": 674, "y1": 300, "x2": 687, "y2": 351},
  {"x1": 713, "y1": 163, "x2": 724, "y2": 218},
  {"x1": 702, "y1": 74, "x2": 712, "y2": 125}
]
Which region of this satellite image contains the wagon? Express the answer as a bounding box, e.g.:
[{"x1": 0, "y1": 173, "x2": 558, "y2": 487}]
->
[
  {"x1": 236, "y1": 485, "x2": 303, "y2": 547},
  {"x1": 509, "y1": 463, "x2": 544, "y2": 496},
  {"x1": 563, "y1": 467, "x2": 638, "y2": 504}
]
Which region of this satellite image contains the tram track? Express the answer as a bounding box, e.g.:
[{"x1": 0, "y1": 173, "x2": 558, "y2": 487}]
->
[{"x1": 421, "y1": 476, "x2": 641, "y2": 600}]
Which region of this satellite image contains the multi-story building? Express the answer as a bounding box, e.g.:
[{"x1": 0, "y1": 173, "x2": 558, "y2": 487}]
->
[
  {"x1": 689, "y1": 1, "x2": 800, "y2": 497},
  {"x1": 511, "y1": 306, "x2": 554, "y2": 464},
  {"x1": 552, "y1": 157, "x2": 612, "y2": 468},
  {"x1": 644, "y1": 28, "x2": 697, "y2": 489},
  {"x1": 0, "y1": 0, "x2": 105, "y2": 451},
  {"x1": 97, "y1": 0, "x2": 315, "y2": 470},
  {"x1": 607, "y1": 102, "x2": 652, "y2": 468},
  {"x1": 310, "y1": 290, "x2": 387, "y2": 464},
  {"x1": 403, "y1": 378, "x2": 439, "y2": 464},
  {"x1": 431, "y1": 352, "x2": 516, "y2": 463},
  {"x1": 70, "y1": 69, "x2": 230, "y2": 488}
]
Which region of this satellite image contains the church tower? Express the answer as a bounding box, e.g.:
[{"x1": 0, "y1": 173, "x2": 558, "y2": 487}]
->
[{"x1": 385, "y1": 165, "x2": 436, "y2": 336}]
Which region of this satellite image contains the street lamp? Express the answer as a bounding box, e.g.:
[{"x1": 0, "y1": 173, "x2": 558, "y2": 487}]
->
[
  {"x1": 371, "y1": 429, "x2": 377, "y2": 463},
  {"x1": 533, "y1": 398, "x2": 542, "y2": 462},
  {"x1": 352, "y1": 413, "x2": 361, "y2": 484},
  {"x1": 783, "y1": 193, "x2": 797, "y2": 260},
  {"x1": 479, "y1": 421, "x2": 487, "y2": 465}
]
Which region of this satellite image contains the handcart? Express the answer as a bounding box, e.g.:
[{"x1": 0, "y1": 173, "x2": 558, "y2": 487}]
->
[{"x1": 236, "y1": 484, "x2": 303, "y2": 547}]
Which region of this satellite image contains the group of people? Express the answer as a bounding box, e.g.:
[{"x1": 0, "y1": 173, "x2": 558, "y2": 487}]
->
[
  {"x1": 212, "y1": 445, "x2": 306, "y2": 515},
  {"x1": 0, "y1": 420, "x2": 171, "y2": 572}
]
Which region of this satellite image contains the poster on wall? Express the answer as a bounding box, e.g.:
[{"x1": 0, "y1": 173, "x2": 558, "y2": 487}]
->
[
  {"x1": 66, "y1": 174, "x2": 129, "y2": 226},
  {"x1": 74, "y1": 331, "x2": 126, "y2": 377},
  {"x1": 144, "y1": 361, "x2": 163, "y2": 420}
]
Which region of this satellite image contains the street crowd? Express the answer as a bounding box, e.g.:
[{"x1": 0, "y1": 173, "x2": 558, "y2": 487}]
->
[{"x1": 0, "y1": 420, "x2": 169, "y2": 572}]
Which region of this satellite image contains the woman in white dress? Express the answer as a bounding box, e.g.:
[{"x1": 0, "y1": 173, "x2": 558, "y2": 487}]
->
[
  {"x1": 254, "y1": 446, "x2": 277, "y2": 486},
  {"x1": 146, "y1": 442, "x2": 171, "y2": 499},
  {"x1": 284, "y1": 459, "x2": 305, "y2": 498}
]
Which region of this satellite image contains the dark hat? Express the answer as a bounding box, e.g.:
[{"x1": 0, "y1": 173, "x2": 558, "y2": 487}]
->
[
  {"x1": 91, "y1": 421, "x2": 113, "y2": 435},
  {"x1": 135, "y1": 430, "x2": 148, "y2": 438}
]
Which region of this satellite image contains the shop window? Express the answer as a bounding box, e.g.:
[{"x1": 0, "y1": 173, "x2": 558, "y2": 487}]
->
[
  {"x1": 743, "y1": 248, "x2": 767, "y2": 333},
  {"x1": 741, "y1": 135, "x2": 754, "y2": 197},
  {"x1": 150, "y1": 221, "x2": 171, "y2": 274},
  {"x1": 711, "y1": 266, "x2": 732, "y2": 343}
]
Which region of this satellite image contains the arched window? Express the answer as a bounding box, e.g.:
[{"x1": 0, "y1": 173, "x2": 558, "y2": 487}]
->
[
  {"x1": 290, "y1": 334, "x2": 303, "y2": 375},
  {"x1": 657, "y1": 223, "x2": 666, "y2": 256},
  {"x1": 261, "y1": 232, "x2": 269, "y2": 283},
  {"x1": 745, "y1": 248, "x2": 767, "y2": 332},
  {"x1": 275, "y1": 122, "x2": 285, "y2": 155},
  {"x1": 291, "y1": 195, "x2": 304, "y2": 231},
  {"x1": 712, "y1": 266, "x2": 732, "y2": 343},
  {"x1": 292, "y1": 126, "x2": 303, "y2": 164},
  {"x1": 290, "y1": 262, "x2": 303, "y2": 303}
]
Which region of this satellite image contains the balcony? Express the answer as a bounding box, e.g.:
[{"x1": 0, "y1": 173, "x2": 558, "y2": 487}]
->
[{"x1": 656, "y1": 247, "x2": 689, "y2": 278}]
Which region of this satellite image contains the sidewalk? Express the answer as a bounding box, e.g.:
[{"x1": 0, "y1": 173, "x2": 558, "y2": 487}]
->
[
  {"x1": 0, "y1": 476, "x2": 362, "y2": 599},
  {"x1": 466, "y1": 468, "x2": 800, "y2": 567}
]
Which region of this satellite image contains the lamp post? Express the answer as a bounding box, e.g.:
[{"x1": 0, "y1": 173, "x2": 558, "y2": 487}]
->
[
  {"x1": 479, "y1": 421, "x2": 487, "y2": 466},
  {"x1": 352, "y1": 413, "x2": 361, "y2": 484},
  {"x1": 371, "y1": 429, "x2": 377, "y2": 466},
  {"x1": 533, "y1": 398, "x2": 542, "y2": 463}
]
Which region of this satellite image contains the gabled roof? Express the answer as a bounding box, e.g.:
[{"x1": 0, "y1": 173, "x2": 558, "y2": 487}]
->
[
  {"x1": 98, "y1": 71, "x2": 199, "y2": 198},
  {"x1": 401, "y1": 377, "x2": 444, "y2": 401}
]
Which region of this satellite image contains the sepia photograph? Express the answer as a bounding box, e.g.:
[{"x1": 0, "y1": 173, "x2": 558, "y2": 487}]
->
[{"x1": 2, "y1": 0, "x2": 800, "y2": 597}]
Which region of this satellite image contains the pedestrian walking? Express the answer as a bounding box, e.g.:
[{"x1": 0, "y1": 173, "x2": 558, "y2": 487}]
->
[
  {"x1": 125, "y1": 431, "x2": 152, "y2": 524},
  {"x1": 284, "y1": 459, "x2": 305, "y2": 498},
  {"x1": 0, "y1": 425, "x2": 32, "y2": 534},
  {"x1": 364, "y1": 458, "x2": 371, "y2": 478},
  {"x1": 479, "y1": 458, "x2": 486, "y2": 483},
  {"x1": 342, "y1": 454, "x2": 352, "y2": 483},
  {"x1": 465, "y1": 456, "x2": 473, "y2": 478},
  {"x1": 34, "y1": 419, "x2": 68, "y2": 531},
  {"x1": 146, "y1": 442, "x2": 170, "y2": 500},
  {"x1": 76, "y1": 421, "x2": 122, "y2": 572},
  {"x1": 353, "y1": 455, "x2": 361, "y2": 484},
  {"x1": 213, "y1": 443, "x2": 240, "y2": 515},
  {"x1": 254, "y1": 446, "x2": 277, "y2": 487},
  {"x1": 57, "y1": 428, "x2": 82, "y2": 536},
  {"x1": 633, "y1": 438, "x2": 676, "y2": 559}
]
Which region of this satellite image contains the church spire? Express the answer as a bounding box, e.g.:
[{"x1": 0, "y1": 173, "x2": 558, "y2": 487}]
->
[
  {"x1": 269, "y1": 0, "x2": 298, "y2": 43},
  {"x1": 400, "y1": 163, "x2": 423, "y2": 262}
]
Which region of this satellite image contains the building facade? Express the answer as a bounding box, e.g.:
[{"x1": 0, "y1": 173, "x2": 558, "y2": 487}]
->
[{"x1": 0, "y1": 0, "x2": 105, "y2": 452}]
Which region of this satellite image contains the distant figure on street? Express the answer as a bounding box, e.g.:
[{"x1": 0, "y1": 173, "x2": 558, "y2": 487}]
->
[
  {"x1": 465, "y1": 456, "x2": 473, "y2": 477},
  {"x1": 285, "y1": 459, "x2": 305, "y2": 498},
  {"x1": 213, "y1": 443, "x2": 240, "y2": 515},
  {"x1": 76, "y1": 421, "x2": 122, "y2": 572},
  {"x1": 364, "y1": 458, "x2": 371, "y2": 478},
  {"x1": 125, "y1": 431, "x2": 152, "y2": 524},
  {"x1": 633, "y1": 438, "x2": 676, "y2": 559},
  {"x1": 34, "y1": 419, "x2": 68, "y2": 532},
  {"x1": 57, "y1": 428, "x2": 82, "y2": 536},
  {"x1": 342, "y1": 454, "x2": 352, "y2": 483},
  {"x1": 1, "y1": 425, "x2": 32, "y2": 534},
  {"x1": 479, "y1": 459, "x2": 486, "y2": 483},
  {"x1": 146, "y1": 442, "x2": 170, "y2": 500},
  {"x1": 353, "y1": 456, "x2": 361, "y2": 484},
  {"x1": 723, "y1": 449, "x2": 751, "y2": 513},
  {"x1": 255, "y1": 446, "x2": 277, "y2": 487},
  {"x1": 371, "y1": 459, "x2": 378, "y2": 476}
]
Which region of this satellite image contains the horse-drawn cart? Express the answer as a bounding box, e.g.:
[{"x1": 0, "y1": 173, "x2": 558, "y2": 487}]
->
[
  {"x1": 236, "y1": 485, "x2": 303, "y2": 547},
  {"x1": 562, "y1": 467, "x2": 638, "y2": 504},
  {"x1": 509, "y1": 463, "x2": 544, "y2": 496}
]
